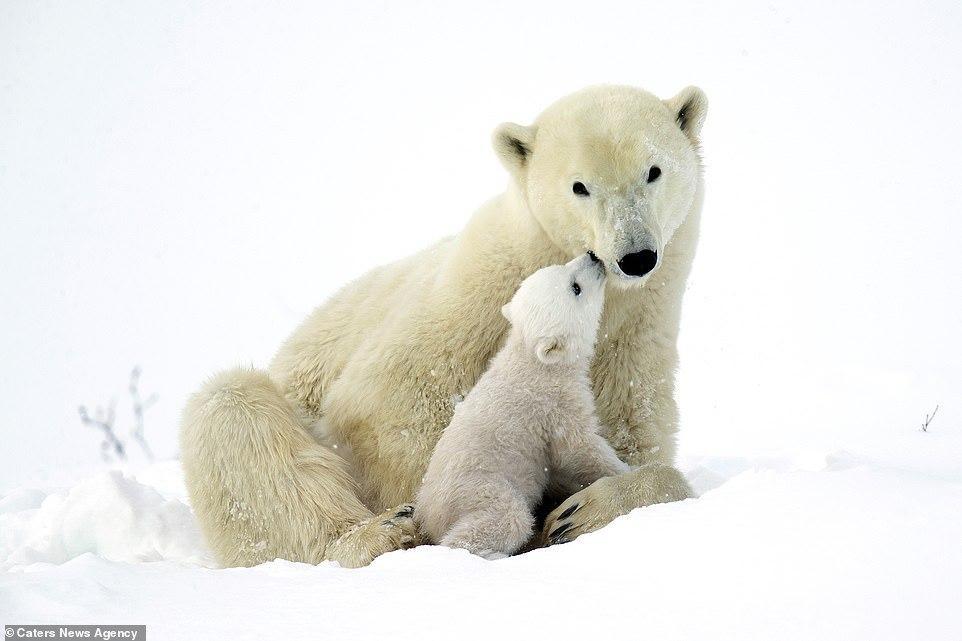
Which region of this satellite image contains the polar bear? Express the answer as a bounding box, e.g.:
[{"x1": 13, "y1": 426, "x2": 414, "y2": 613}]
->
[
  {"x1": 416, "y1": 254, "x2": 629, "y2": 558},
  {"x1": 181, "y1": 84, "x2": 706, "y2": 568}
]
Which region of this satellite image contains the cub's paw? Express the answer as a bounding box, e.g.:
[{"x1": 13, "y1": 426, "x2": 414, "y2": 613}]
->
[
  {"x1": 540, "y1": 464, "x2": 694, "y2": 546},
  {"x1": 328, "y1": 503, "x2": 419, "y2": 568}
]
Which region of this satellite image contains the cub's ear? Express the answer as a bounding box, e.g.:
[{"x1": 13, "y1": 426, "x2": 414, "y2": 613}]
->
[
  {"x1": 664, "y1": 86, "x2": 708, "y2": 142},
  {"x1": 493, "y1": 122, "x2": 536, "y2": 177},
  {"x1": 535, "y1": 335, "x2": 564, "y2": 365},
  {"x1": 501, "y1": 302, "x2": 513, "y2": 323}
]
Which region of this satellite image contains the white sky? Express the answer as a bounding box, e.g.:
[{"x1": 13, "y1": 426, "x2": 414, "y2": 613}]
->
[{"x1": 1, "y1": 0, "x2": 960, "y2": 487}]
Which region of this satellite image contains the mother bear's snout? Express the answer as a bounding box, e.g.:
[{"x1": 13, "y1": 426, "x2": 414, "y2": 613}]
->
[{"x1": 617, "y1": 249, "x2": 659, "y2": 277}]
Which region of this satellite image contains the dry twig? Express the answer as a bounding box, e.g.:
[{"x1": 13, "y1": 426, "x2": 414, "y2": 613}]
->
[
  {"x1": 129, "y1": 367, "x2": 157, "y2": 460},
  {"x1": 78, "y1": 400, "x2": 126, "y2": 461},
  {"x1": 79, "y1": 366, "x2": 158, "y2": 461},
  {"x1": 921, "y1": 405, "x2": 939, "y2": 432}
]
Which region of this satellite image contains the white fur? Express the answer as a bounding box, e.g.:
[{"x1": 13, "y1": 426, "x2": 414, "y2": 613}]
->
[
  {"x1": 415, "y1": 255, "x2": 628, "y2": 557},
  {"x1": 180, "y1": 84, "x2": 705, "y2": 568}
]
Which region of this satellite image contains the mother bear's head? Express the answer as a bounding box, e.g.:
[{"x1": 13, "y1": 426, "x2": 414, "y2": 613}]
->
[{"x1": 493, "y1": 84, "x2": 707, "y2": 286}]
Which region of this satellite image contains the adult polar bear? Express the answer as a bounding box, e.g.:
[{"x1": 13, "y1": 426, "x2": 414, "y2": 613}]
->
[{"x1": 181, "y1": 84, "x2": 708, "y2": 568}]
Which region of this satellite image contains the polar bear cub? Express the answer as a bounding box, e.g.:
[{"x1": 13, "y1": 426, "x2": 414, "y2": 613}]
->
[{"x1": 415, "y1": 253, "x2": 630, "y2": 559}]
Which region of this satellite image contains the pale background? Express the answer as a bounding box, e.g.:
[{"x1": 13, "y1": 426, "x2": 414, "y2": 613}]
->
[{"x1": 2, "y1": 0, "x2": 960, "y2": 487}]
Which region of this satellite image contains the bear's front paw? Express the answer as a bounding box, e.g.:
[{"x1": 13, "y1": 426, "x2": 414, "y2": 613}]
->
[
  {"x1": 539, "y1": 476, "x2": 617, "y2": 547},
  {"x1": 540, "y1": 464, "x2": 694, "y2": 546},
  {"x1": 328, "y1": 503, "x2": 419, "y2": 568}
]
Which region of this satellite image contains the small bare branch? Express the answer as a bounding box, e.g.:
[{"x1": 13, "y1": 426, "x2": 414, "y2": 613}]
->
[
  {"x1": 79, "y1": 365, "x2": 158, "y2": 463},
  {"x1": 128, "y1": 366, "x2": 156, "y2": 461},
  {"x1": 921, "y1": 404, "x2": 939, "y2": 432},
  {"x1": 78, "y1": 399, "x2": 126, "y2": 462}
]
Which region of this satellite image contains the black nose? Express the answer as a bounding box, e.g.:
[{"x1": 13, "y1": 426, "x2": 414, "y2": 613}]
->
[
  {"x1": 586, "y1": 250, "x2": 600, "y2": 263},
  {"x1": 617, "y1": 250, "x2": 658, "y2": 277}
]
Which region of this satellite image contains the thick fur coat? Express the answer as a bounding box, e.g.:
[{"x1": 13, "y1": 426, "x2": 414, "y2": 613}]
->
[
  {"x1": 181, "y1": 84, "x2": 706, "y2": 568},
  {"x1": 415, "y1": 255, "x2": 629, "y2": 558}
]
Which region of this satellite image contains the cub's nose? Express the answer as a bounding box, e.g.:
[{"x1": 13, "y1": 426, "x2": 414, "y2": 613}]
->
[{"x1": 617, "y1": 250, "x2": 658, "y2": 277}]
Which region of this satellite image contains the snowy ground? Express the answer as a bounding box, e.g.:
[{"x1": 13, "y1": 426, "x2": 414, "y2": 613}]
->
[{"x1": 3, "y1": 430, "x2": 961, "y2": 641}]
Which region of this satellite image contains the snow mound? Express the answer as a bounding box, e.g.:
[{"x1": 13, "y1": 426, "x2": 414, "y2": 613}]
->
[
  {"x1": 2, "y1": 437, "x2": 961, "y2": 640},
  {"x1": 0, "y1": 471, "x2": 213, "y2": 570}
]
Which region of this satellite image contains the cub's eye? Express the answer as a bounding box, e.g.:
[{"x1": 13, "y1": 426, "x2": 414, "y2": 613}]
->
[
  {"x1": 572, "y1": 282, "x2": 582, "y2": 296},
  {"x1": 572, "y1": 182, "x2": 590, "y2": 197},
  {"x1": 647, "y1": 166, "x2": 662, "y2": 183}
]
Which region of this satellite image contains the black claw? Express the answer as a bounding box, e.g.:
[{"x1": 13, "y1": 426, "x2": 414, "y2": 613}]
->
[
  {"x1": 394, "y1": 505, "x2": 415, "y2": 518},
  {"x1": 557, "y1": 503, "x2": 579, "y2": 520},
  {"x1": 549, "y1": 522, "x2": 573, "y2": 540}
]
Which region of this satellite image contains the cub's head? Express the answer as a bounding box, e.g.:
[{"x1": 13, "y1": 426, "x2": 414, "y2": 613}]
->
[
  {"x1": 493, "y1": 85, "x2": 707, "y2": 286},
  {"x1": 501, "y1": 253, "x2": 606, "y2": 365}
]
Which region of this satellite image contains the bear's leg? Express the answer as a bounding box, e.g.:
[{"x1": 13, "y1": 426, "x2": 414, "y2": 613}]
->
[
  {"x1": 439, "y1": 493, "x2": 533, "y2": 559},
  {"x1": 538, "y1": 463, "x2": 693, "y2": 546},
  {"x1": 180, "y1": 367, "x2": 417, "y2": 568}
]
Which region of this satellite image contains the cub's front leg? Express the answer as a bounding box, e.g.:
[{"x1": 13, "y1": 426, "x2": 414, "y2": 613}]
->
[
  {"x1": 551, "y1": 431, "x2": 630, "y2": 497},
  {"x1": 543, "y1": 429, "x2": 632, "y2": 547}
]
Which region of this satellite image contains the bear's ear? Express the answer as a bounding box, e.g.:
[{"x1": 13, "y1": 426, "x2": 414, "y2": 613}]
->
[
  {"x1": 501, "y1": 302, "x2": 513, "y2": 323},
  {"x1": 535, "y1": 335, "x2": 564, "y2": 365},
  {"x1": 664, "y1": 86, "x2": 708, "y2": 142},
  {"x1": 493, "y1": 122, "x2": 536, "y2": 177}
]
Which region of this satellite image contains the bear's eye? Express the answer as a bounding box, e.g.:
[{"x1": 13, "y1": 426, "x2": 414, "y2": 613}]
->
[
  {"x1": 647, "y1": 166, "x2": 662, "y2": 183},
  {"x1": 572, "y1": 182, "x2": 590, "y2": 197},
  {"x1": 572, "y1": 282, "x2": 581, "y2": 296}
]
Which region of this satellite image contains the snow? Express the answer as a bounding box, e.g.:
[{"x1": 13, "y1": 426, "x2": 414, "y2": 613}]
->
[
  {"x1": 0, "y1": 469, "x2": 211, "y2": 570},
  {"x1": 3, "y1": 431, "x2": 961, "y2": 640}
]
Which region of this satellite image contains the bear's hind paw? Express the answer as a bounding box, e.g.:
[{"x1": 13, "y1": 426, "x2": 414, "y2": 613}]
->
[{"x1": 328, "y1": 503, "x2": 419, "y2": 568}]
